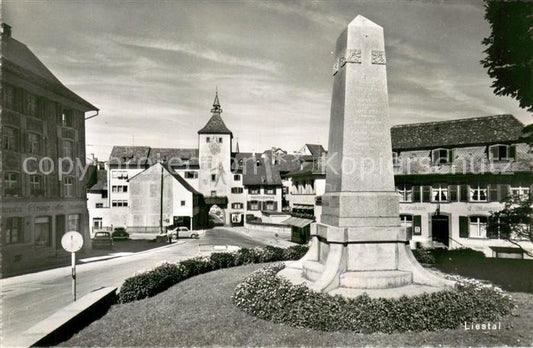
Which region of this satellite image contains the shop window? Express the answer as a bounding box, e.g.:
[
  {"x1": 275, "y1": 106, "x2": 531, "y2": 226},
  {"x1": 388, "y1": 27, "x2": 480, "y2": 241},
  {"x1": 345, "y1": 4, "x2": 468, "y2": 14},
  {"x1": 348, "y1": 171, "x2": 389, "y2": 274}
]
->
[
  {"x1": 400, "y1": 214, "x2": 413, "y2": 236},
  {"x1": 35, "y1": 216, "x2": 51, "y2": 247},
  {"x1": 5, "y1": 217, "x2": 23, "y2": 244}
]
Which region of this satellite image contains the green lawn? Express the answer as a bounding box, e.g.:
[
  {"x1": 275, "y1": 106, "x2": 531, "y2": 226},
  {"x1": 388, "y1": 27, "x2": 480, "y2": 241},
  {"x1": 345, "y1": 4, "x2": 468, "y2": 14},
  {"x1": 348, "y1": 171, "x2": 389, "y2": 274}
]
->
[{"x1": 63, "y1": 263, "x2": 533, "y2": 347}]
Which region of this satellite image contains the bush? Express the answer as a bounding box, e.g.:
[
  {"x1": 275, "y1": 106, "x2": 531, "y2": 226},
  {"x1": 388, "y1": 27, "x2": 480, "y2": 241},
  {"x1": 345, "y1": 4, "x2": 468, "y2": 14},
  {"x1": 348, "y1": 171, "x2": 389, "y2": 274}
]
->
[
  {"x1": 412, "y1": 248, "x2": 436, "y2": 264},
  {"x1": 118, "y1": 244, "x2": 310, "y2": 303},
  {"x1": 233, "y1": 264, "x2": 515, "y2": 334}
]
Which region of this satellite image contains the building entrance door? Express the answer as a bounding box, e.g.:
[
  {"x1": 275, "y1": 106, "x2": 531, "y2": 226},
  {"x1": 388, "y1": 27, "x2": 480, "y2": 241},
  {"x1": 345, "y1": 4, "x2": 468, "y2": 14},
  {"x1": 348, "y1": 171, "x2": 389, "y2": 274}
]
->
[{"x1": 431, "y1": 215, "x2": 449, "y2": 246}]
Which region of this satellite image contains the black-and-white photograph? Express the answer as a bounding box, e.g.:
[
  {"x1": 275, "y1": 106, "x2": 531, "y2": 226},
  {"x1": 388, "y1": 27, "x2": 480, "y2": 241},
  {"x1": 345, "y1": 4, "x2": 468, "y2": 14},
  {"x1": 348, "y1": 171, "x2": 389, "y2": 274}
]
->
[{"x1": 1, "y1": 0, "x2": 532, "y2": 346}]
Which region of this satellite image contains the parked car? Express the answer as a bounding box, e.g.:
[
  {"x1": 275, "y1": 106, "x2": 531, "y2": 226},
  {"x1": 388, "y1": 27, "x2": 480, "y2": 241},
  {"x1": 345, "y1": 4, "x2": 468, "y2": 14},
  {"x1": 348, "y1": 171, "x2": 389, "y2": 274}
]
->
[
  {"x1": 92, "y1": 231, "x2": 113, "y2": 249},
  {"x1": 112, "y1": 227, "x2": 130, "y2": 240},
  {"x1": 169, "y1": 226, "x2": 199, "y2": 239}
]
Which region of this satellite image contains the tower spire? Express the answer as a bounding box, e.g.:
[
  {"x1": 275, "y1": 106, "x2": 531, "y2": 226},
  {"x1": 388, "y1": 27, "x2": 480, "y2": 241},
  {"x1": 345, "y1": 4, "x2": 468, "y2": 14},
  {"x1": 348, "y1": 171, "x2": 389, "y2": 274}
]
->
[{"x1": 211, "y1": 87, "x2": 222, "y2": 114}]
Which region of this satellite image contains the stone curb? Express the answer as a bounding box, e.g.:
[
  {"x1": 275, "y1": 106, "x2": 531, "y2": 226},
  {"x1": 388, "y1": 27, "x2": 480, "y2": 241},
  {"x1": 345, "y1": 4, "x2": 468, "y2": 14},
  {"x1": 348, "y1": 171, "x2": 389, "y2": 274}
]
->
[{"x1": 13, "y1": 286, "x2": 117, "y2": 347}]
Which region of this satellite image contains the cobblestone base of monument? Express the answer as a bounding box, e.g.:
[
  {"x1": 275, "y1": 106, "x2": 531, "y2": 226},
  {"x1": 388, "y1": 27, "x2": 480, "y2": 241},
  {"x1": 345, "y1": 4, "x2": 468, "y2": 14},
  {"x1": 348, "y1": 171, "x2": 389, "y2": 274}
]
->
[{"x1": 233, "y1": 263, "x2": 515, "y2": 334}]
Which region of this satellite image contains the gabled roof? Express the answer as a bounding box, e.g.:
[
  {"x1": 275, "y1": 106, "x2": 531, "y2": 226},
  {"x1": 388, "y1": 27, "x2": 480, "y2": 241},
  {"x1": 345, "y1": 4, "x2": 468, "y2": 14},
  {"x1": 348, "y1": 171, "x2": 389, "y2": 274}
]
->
[
  {"x1": 109, "y1": 146, "x2": 152, "y2": 167},
  {"x1": 149, "y1": 148, "x2": 199, "y2": 167},
  {"x1": 88, "y1": 169, "x2": 108, "y2": 192},
  {"x1": 197, "y1": 113, "x2": 233, "y2": 135},
  {"x1": 2, "y1": 34, "x2": 98, "y2": 111},
  {"x1": 305, "y1": 144, "x2": 327, "y2": 157},
  {"x1": 241, "y1": 157, "x2": 282, "y2": 186},
  {"x1": 128, "y1": 162, "x2": 200, "y2": 195},
  {"x1": 391, "y1": 114, "x2": 526, "y2": 150},
  {"x1": 285, "y1": 161, "x2": 326, "y2": 179}
]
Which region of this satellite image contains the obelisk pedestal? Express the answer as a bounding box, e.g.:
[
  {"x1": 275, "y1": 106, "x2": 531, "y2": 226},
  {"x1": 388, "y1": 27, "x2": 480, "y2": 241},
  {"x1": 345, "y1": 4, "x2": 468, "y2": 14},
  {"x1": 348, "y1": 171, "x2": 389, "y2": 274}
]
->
[{"x1": 278, "y1": 15, "x2": 453, "y2": 298}]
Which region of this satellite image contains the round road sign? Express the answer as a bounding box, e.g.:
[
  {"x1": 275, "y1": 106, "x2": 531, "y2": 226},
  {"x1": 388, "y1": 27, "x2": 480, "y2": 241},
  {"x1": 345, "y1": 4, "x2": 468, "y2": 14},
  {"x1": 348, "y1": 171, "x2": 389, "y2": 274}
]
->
[{"x1": 61, "y1": 231, "x2": 84, "y2": 253}]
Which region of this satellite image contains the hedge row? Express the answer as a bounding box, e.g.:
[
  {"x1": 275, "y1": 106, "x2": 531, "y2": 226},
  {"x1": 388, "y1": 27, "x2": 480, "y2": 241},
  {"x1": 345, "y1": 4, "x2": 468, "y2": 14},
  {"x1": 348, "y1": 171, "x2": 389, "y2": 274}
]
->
[
  {"x1": 233, "y1": 264, "x2": 515, "y2": 333},
  {"x1": 118, "y1": 245, "x2": 308, "y2": 303}
]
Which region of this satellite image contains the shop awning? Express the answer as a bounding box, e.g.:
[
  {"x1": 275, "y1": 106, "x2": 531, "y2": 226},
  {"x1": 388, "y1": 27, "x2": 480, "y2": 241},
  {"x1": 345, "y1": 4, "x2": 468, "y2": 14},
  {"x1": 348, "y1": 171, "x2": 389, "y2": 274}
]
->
[{"x1": 282, "y1": 217, "x2": 313, "y2": 228}]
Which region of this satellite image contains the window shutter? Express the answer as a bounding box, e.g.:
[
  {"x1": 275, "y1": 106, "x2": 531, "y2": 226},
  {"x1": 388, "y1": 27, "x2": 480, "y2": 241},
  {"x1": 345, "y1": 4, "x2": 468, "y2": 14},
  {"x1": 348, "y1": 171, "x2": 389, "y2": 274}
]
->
[
  {"x1": 509, "y1": 145, "x2": 516, "y2": 159},
  {"x1": 487, "y1": 216, "x2": 499, "y2": 239},
  {"x1": 273, "y1": 201, "x2": 278, "y2": 211},
  {"x1": 449, "y1": 185, "x2": 458, "y2": 202},
  {"x1": 413, "y1": 215, "x2": 422, "y2": 235},
  {"x1": 261, "y1": 201, "x2": 267, "y2": 211},
  {"x1": 413, "y1": 186, "x2": 421, "y2": 202},
  {"x1": 422, "y1": 186, "x2": 431, "y2": 202},
  {"x1": 500, "y1": 184, "x2": 509, "y2": 201},
  {"x1": 459, "y1": 216, "x2": 469, "y2": 238},
  {"x1": 247, "y1": 202, "x2": 251, "y2": 210},
  {"x1": 488, "y1": 185, "x2": 499, "y2": 202},
  {"x1": 448, "y1": 149, "x2": 454, "y2": 163},
  {"x1": 460, "y1": 185, "x2": 469, "y2": 202}
]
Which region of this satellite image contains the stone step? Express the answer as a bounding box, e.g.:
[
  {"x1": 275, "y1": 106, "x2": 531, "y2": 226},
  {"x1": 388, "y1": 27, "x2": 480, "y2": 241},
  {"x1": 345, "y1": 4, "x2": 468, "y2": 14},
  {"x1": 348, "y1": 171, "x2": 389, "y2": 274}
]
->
[
  {"x1": 340, "y1": 270, "x2": 412, "y2": 289},
  {"x1": 329, "y1": 283, "x2": 443, "y2": 299},
  {"x1": 302, "y1": 260, "x2": 325, "y2": 282}
]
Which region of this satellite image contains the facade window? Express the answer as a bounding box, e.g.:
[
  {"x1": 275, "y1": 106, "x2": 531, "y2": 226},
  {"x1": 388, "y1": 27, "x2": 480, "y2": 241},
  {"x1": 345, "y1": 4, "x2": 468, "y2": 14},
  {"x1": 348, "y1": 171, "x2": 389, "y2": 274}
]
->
[
  {"x1": 68, "y1": 214, "x2": 80, "y2": 231},
  {"x1": 4, "y1": 172, "x2": 20, "y2": 196},
  {"x1": 3, "y1": 126, "x2": 18, "y2": 151},
  {"x1": 248, "y1": 200, "x2": 260, "y2": 210},
  {"x1": 470, "y1": 185, "x2": 488, "y2": 202},
  {"x1": 62, "y1": 140, "x2": 73, "y2": 159},
  {"x1": 112, "y1": 171, "x2": 128, "y2": 179},
  {"x1": 469, "y1": 216, "x2": 488, "y2": 238},
  {"x1": 64, "y1": 176, "x2": 74, "y2": 197},
  {"x1": 510, "y1": 185, "x2": 530, "y2": 200},
  {"x1": 488, "y1": 144, "x2": 516, "y2": 161},
  {"x1": 205, "y1": 137, "x2": 210, "y2": 143},
  {"x1": 232, "y1": 203, "x2": 244, "y2": 209},
  {"x1": 413, "y1": 186, "x2": 431, "y2": 202},
  {"x1": 102, "y1": 190, "x2": 108, "y2": 198},
  {"x1": 93, "y1": 218, "x2": 103, "y2": 230},
  {"x1": 249, "y1": 187, "x2": 260, "y2": 195},
  {"x1": 432, "y1": 184, "x2": 448, "y2": 202},
  {"x1": 3, "y1": 83, "x2": 16, "y2": 110},
  {"x1": 400, "y1": 214, "x2": 413, "y2": 236},
  {"x1": 211, "y1": 174, "x2": 217, "y2": 182},
  {"x1": 265, "y1": 187, "x2": 275, "y2": 195},
  {"x1": 112, "y1": 185, "x2": 128, "y2": 193},
  {"x1": 96, "y1": 203, "x2": 104, "y2": 208},
  {"x1": 5, "y1": 217, "x2": 24, "y2": 244},
  {"x1": 34, "y1": 216, "x2": 51, "y2": 247},
  {"x1": 211, "y1": 190, "x2": 216, "y2": 197},
  {"x1": 180, "y1": 200, "x2": 186, "y2": 206},
  {"x1": 431, "y1": 148, "x2": 452, "y2": 164},
  {"x1": 25, "y1": 92, "x2": 37, "y2": 116},
  {"x1": 61, "y1": 109, "x2": 73, "y2": 127},
  {"x1": 233, "y1": 174, "x2": 241, "y2": 181},
  {"x1": 218, "y1": 137, "x2": 223, "y2": 143},
  {"x1": 397, "y1": 185, "x2": 412, "y2": 202},
  {"x1": 264, "y1": 200, "x2": 276, "y2": 211},
  {"x1": 392, "y1": 152, "x2": 400, "y2": 166},
  {"x1": 231, "y1": 187, "x2": 243, "y2": 194},
  {"x1": 30, "y1": 174, "x2": 44, "y2": 196},
  {"x1": 112, "y1": 200, "x2": 128, "y2": 207},
  {"x1": 185, "y1": 171, "x2": 198, "y2": 179},
  {"x1": 27, "y1": 132, "x2": 41, "y2": 155}
]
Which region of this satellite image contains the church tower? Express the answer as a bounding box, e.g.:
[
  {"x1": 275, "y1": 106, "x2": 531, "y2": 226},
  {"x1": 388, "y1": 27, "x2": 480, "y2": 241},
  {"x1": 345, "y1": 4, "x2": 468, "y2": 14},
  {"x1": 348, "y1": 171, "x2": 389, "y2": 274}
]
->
[{"x1": 197, "y1": 90, "x2": 233, "y2": 201}]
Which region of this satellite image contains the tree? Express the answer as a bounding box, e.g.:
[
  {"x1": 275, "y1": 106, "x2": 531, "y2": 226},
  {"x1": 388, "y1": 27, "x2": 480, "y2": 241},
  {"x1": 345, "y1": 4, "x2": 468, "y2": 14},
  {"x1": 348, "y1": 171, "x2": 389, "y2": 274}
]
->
[
  {"x1": 487, "y1": 194, "x2": 533, "y2": 257},
  {"x1": 480, "y1": 1, "x2": 533, "y2": 112}
]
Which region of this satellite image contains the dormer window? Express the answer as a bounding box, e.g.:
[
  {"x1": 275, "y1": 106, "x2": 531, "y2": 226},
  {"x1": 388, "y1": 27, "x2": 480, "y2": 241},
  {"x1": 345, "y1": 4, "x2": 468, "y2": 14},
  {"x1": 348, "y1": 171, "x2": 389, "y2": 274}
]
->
[
  {"x1": 488, "y1": 144, "x2": 516, "y2": 161},
  {"x1": 431, "y1": 148, "x2": 453, "y2": 165}
]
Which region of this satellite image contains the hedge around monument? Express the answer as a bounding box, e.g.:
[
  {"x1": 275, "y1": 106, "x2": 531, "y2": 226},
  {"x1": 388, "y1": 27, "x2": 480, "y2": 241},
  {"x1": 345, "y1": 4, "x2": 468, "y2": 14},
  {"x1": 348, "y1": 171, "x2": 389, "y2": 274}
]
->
[
  {"x1": 118, "y1": 245, "x2": 308, "y2": 303},
  {"x1": 232, "y1": 264, "x2": 515, "y2": 334}
]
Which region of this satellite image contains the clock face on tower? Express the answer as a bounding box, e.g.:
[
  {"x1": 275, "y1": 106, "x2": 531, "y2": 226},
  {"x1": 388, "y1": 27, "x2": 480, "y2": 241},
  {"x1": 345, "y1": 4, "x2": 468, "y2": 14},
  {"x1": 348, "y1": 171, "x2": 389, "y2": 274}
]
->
[{"x1": 208, "y1": 137, "x2": 221, "y2": 155}]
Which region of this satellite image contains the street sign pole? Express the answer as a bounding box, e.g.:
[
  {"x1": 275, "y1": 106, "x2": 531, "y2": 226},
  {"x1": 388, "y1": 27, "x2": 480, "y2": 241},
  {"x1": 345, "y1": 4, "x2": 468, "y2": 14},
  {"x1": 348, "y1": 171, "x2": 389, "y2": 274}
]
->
[
  {"x1": 71, "y1": 251, "x2": 76, "y2": 301},
  {"x1": 61, "y1": 231, "x2": 83, "y2": 303}
]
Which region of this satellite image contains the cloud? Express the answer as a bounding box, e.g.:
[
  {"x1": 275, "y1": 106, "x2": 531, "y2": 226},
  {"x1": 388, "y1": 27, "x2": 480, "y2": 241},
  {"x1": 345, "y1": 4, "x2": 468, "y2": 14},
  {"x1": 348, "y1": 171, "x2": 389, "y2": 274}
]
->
[{"x1": 110, "y1": 35, "x2": 282, "y2": 73}]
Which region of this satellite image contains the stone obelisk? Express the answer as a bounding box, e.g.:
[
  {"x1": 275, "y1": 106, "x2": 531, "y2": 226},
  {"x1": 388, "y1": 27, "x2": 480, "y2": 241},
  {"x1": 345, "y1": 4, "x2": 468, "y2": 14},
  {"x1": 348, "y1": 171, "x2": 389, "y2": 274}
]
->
[{"x1": 279, "y1": 15, "x2": 453, "y2": 297}]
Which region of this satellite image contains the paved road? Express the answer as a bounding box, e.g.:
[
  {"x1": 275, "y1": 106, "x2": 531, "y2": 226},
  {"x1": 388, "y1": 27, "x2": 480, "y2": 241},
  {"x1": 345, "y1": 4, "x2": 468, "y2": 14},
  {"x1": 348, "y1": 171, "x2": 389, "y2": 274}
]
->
[
  {"x1": 0, "y1": 227, "x2": 276, "y2": 346},
  {"x1": 202, "y1": 227, "x2": 267, "y2": 249}
]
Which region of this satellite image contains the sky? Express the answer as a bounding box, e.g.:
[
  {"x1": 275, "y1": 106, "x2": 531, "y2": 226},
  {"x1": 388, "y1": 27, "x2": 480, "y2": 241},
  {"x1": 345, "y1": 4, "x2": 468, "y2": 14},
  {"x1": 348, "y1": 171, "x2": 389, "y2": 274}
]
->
[{"x1": 3, "y1": 0, "x2": 531, "y2": 160}]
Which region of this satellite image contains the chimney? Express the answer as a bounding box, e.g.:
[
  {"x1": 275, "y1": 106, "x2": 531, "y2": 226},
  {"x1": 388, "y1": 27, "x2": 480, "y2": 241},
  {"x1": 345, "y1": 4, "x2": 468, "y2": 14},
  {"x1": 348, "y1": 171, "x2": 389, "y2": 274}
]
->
[{"x1": 2, "y1": 23, "x2": 12, "y2": 38}]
